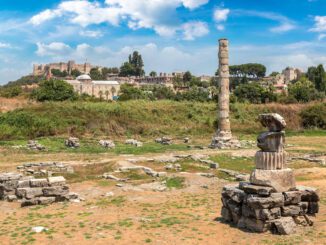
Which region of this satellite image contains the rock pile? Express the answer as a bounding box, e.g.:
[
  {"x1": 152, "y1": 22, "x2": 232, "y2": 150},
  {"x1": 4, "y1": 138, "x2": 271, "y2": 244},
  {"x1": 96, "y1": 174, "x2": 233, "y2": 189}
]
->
[
  {"x1": 0, "y1": 173, "x2": 79, "y2": 207},
  {"x1": 26, "y1": 140, "x2": 45, "y2": 151},
  {"x1": 125, "y1": 139, "x2": 143, "y2": 147},
  {"x1": 65, "y1": 137, "x2": 80, "y2": 148},
  {"x1": 17, "y1": 162, "x2": 74, "y2": 176},
  {"x1": 221, "y1": 183, "x2": 319, "y2": 234},
  {"x1": 220, "y1": 113, "x2": 319, "y2": 234},
  {"x1": 155, "y1": 137, "x2": 173, "y2": 145},
  {"x1": 99, "y1": 140, "x2": 115, "y2": 148}
]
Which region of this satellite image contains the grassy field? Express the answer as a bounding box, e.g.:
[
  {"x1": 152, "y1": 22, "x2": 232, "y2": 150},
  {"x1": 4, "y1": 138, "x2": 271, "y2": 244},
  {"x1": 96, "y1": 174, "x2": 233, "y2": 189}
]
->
[{"x1": 0, "y1": 100, "x2": 324, "y2": 140}]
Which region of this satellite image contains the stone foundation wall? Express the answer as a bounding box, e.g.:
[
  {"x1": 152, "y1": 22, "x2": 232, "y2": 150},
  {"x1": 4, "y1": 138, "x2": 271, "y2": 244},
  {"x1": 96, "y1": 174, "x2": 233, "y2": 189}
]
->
[
  {"x1": 0, "y1": 173, "x2": 78, "y2": 207},
  {"x1": 221, "y1": 183, "x2": 319, "y2": 234},
  {"x1": 17, "y1": 162, "x2": 74, "y2": 176}
]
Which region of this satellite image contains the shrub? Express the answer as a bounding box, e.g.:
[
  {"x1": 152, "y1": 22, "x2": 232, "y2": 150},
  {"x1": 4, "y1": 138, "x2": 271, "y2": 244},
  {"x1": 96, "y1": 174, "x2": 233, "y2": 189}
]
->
[{"x1": 300, "y1": 103, "x2": 326, "y2": 129}]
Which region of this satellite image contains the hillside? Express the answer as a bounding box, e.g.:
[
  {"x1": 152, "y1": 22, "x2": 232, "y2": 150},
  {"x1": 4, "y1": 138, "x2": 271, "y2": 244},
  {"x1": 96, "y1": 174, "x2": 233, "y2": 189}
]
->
[{"x1": 0, "y1": 100, "x2": 324, "y2": 140}]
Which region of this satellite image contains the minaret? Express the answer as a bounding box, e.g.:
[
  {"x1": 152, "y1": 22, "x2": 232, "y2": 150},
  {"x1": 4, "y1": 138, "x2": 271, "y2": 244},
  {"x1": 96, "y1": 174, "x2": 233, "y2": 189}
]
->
[{"x1": 210, "y1": 38, "x2": 240, "y2": 149}]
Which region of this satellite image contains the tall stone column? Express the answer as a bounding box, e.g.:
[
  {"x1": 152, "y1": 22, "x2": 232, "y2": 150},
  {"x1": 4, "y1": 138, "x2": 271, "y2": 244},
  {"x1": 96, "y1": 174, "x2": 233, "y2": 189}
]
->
[{"x1": 210, "y1": 38, "x2": 240, "y2": 149}]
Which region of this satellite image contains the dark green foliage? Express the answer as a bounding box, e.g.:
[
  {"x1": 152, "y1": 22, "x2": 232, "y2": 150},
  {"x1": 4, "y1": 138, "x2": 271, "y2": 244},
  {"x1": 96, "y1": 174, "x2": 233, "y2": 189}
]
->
[
  {"x1": 51, "y1": 69, "x2": 68, "y2": 77},
  {"x1": 5, "y1": 75, "x2": 43, "y2": 87},
  {"x1": 270, "y1": 72, "x2": 280, "y2": 77},
  {"x1": 307, "y1": 64, "x2": 326, "y2": 93},
  {"x1": 300, "y1": 103, "x2": 326, "y2": 129},
  {"x1": 233, "y1": 83, "x2": 276, "y2": 103},
  {"x1": 119, "y1": 51, "x2": 145, "y2": 77},
  {"x1": 119, "y1": 84, "x2": 148, "y2": 101},
  {"x1": 89, "y1": 68, "x2": 103, "y2": 80},
  {"x1": 149, "y1": 71, "x2": 157, "y2": 77},
  {"x1": 228, "y1": 63, "x2": 266, "y2": 78},
  {"x1": 175, "y1": 87, "x2": 210, "y2": 102},
  {"x1": 183, "y1": 71, "x2": 192, "y2": 83},
  {"x1": 30, "y1": 79, "x2": 78, "y2": 102},
  {"x1": 71, "y1": 69, "x2": 82, "y2": 78},
  {"x1": 288, "y1": 77, "x2": 324, "y2": 102},
  {"x1": 0, "y1": 86, "x2": 23, "y2": 98}
]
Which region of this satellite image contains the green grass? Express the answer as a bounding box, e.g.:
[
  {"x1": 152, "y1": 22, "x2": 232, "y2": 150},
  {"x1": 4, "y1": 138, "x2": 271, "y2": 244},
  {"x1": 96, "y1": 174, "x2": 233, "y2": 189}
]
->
[
  {"x1": 209, "y1": 154, "x2": 255, "y2": 173},
  {"x1": 165, "y1": 177, "x2": 185, "y2": 189},
  {"x1": 96, "y1": 196, "x2": 126, "y2": 208}
]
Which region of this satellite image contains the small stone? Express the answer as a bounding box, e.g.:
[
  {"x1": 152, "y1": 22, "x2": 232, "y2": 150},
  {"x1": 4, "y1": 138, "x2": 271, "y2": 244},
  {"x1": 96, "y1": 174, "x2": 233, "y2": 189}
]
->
[
  {"x1": 105, "y1": 192, "x2": 114, "y2": 197},
  {"x1": 283, "y1": 191, "x2": 302, "y2": 205},
  {"x1": 116, "y1": 184, "x2": 124, "y2": 187},
  {"x1": 42, "y1": 186, "x2": 69, "y2": 196},
  {"x1": 296, "y1": 186, "x2": 320, "y2": 202},
  {"x1": 222, "y1": 185, "x2": 246, "y2": 203},
  {"x1": 31, "y1": 226, "x2": 48, "y2": 233},
  {"x1": 38, "y1": 197, "x2": 56, "y2": 205},
  {"x1": 210, "y1": 163, "x2": 219, "y2": 169},
  {"x1": 6, "y1": 195, "x2": 17, "y2": 202}
]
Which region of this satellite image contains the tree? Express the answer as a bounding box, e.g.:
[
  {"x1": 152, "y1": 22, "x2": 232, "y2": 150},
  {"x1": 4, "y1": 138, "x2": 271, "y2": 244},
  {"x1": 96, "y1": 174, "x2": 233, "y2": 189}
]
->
[
  {"x1": 233, "y1": 83, "x2": 276, "y2": 104},
  {"x1": 183, "y1": 71, "x2": 192, "y2": 83},
  {"x1": 71, "y1": 69, "x2": 81, "y2": 78},
  {"x1": 51, "y1": 69, "x2": 68, "y2": 77},
  {"x1": 149, "y1": 71, "x2": 157, "y2": 77},
  {"x1": 31, "y1": 79, "x2": 77, "y2": 102},
  {"x1": 288, "y1": 76, "x2": 324, "y2": 102},
  {"x1": 307, "y1": 65, "x2": 326, "y2": 93},
  {"x1": 90, "y1": 68, "x2": 103, "y2": 80},
  {"x1": 0, "y1": 86, "x2": 23, "y2": 98},
  {"x1": 118, "y1": 84, "x2": 148, "y2": 101},
  {"x1": 119, "y1": 62, "x2": 135, "y2": 77},
  {"x1": 228, "y1": 63, "x2": 266, "y2": 78},
  {"x1": 111, "y1": 86, "x2": 116, "y2": 97},
  {"x1": 119, "y1": 51, "x2": 145, "y2": 77},
  {"x1": 105, "y1": 90, "x2": 110, "y2": 101},
  {"x1": 270, "y1": 72, "x2": 280, "y2": 77}
]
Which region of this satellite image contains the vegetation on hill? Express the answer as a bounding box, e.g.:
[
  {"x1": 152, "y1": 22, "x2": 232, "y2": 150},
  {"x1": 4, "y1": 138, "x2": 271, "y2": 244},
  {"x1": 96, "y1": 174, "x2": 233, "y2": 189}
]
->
[{"x1": 0, "y1": 100, "x2": 323, "y2": 140}]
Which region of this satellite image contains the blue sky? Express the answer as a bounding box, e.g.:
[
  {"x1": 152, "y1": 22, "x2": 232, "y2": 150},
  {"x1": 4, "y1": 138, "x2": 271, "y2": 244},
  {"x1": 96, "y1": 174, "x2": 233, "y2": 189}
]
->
[{"x1": 0, "y1": 0, "x2": 326, "y2": 84}]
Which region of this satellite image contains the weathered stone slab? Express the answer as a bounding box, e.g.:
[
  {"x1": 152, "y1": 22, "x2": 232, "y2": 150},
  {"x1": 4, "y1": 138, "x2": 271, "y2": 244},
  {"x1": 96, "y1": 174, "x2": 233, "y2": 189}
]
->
[
  {"x1": 242, "y1": 205, "x2": 281, "y2": 220},
  {"x1": 38, "y1": 196, "x2": 56, "y2": 205},
  {"x1": 48, "y1": 176, "x2": 66, "y2": 186},
  {"x1": 222, "y1": 184, "x2": 246, "y2": 203},
  {"x1": 259, "y1": 113, "x2": 286, "y2": 132},
  {"x1": 283, "y1": 191, "x2": 302, "y2": 205},
  {"x1": 299, "y1": 202, "x2": 309, "y2": 214},
  {"x1": 16, "y1": 188, "x2": 43, "y2": 199},
  {"x1": 281, "y1": 205, "x2": 301, "y2": 216},
  {"x1": 250, "y1": 169, "x2": 296, "y2": 192},
  {"x1": 42, "y1": 186, "x2": 69, "y2": 196},
  {"x1": 272, "y1": 217, "x2": 296, "y2": 235},
  {"x1": 21, "y1": 198, "x2": 38, "y2": 207},
  {"x1": 17, "y1": 180, "x2": 31, "y2": 188},
  {"x1": 30, "y1": 179, "x2": 48, "y2": 188},
  {"x1": 240, "y1": 183, "x2": 275, "y2": 197},
  {"x1": 237, "y1": 216, "x2": 269, "y2": 232},
  {"x1": 221, "y1": 206, "x2": 232, "y2": 222},
  {"x1": 247, "y1": 193, "x2": 284, "y2": 209}
]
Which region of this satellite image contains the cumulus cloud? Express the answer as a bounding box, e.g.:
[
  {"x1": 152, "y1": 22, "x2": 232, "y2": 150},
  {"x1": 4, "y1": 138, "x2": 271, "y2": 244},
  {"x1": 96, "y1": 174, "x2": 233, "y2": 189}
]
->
[
  {"x1": 310, "y1": 16, "x2": 326, "y2": 32},
  {"x1": 213, "y1": 8, "x2": 230, "y2": 31},
  {"x1": 29, "y1": 0, "x2": 209, "y2": 39},
  {"x1": 79, "y1": 30, "x2": 103, "y2": 38},
  {"x1": 214, "y1": 8, "x2": 230, "y2": 22},
  {"x1": 182, "y1": 21, "x2": 209, "y2": 40},
  {"x1": 36, "y1": 42, "x2": 72, "y2": 56}
]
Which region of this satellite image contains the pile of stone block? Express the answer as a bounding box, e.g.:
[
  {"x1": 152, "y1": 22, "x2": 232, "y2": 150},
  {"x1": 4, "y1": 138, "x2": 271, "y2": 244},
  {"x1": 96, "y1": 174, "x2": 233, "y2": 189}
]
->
[
  {"x1": 0, "y1": 173, "x2": 79, "y2": 207},
  {"x1": 220, "y1": 113, "x2": 319, "y2": 235},
  {"x1": 26, "y1": 140, "x2": 45, "y2": 151},
  {"x1": 65, "y1": 137, "x2": 80, "y2": 148},
  {"x1": 99, "y1": 140, "x2": 115, "y2": 148},
  {"x1": 125, "y1": 139, "x2": 143, "y2": 147},
  {"x1": 221, "y1": 183, "x2": 319, "y2": 234},
  {"x1": 155, "y1": 137, "x2": 173, "y2": 145},
  {"x1": 17, "y1": 162, "x2": 74, "y2": 176}
]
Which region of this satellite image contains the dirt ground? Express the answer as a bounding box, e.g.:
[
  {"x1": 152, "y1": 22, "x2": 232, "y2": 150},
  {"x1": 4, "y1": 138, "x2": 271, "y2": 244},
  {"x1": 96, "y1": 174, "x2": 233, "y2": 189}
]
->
[{"x1": 0, "y1": 137, "x2": 325, "y2": 245}]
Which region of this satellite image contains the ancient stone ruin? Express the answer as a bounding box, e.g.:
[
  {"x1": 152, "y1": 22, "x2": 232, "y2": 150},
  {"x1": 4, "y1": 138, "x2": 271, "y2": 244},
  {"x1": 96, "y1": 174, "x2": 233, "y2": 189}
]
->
[
  {"x1": 210, "y1": 39, "x2": 240, "y2": 149},
  {"x1": 99, "y1": 140, "x2": 115, "y2": 148},
  {"x1": 26, "y1": 140, "x2": 45, "y2": 151},
  {"x1": 0, "y1": 173, "x2": 79, "y2": 207},
  {"x1": 221, "y1": 113, "x2": 319, "y2": 235},
  {"x1": 65, "y1": 137, "x2": 80, "y2": 148},
  {"x1": 125, "y1": 139, "x2": 143, "y2": 147},
  {"x1": 155, "y1": 137, "x2": 173, "y2": 145},
  {"x1": 17, "y1": 162, "x2": 74, "y2": 177}
]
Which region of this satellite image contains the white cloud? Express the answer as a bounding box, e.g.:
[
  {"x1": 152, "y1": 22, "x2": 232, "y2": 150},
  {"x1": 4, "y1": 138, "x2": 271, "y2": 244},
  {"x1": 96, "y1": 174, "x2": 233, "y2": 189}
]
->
[
  {"x1": 182, "y1": 21, "x2": 209, "y2": 40},
  {"x1": 318, "y1": 34, "x2": 326, "y2": 40},
  {"x1": 214, "y1": 8, "x2": 230, "y2": 22},
  {"x1": 79, "y1": 30, "x2": 103, "y2": 38},
  {"x1": 0, "y1": 42, "x2": 11, "y2": 48},
  {"x1": 36, "y1": 42, "x2": 72, "y2": 56},
  {"x1": 216, "y1": 24, "x2": 225, "y2": 31},
  {"x1": 234, "y1": 10, "x2": 296, "y2": 33},
  {"x1": 29, "y1": 0, "x2": 209, "y2": 39},
  {"x1": 310, "y1": 16, "x2": 326, "y2": 32}
]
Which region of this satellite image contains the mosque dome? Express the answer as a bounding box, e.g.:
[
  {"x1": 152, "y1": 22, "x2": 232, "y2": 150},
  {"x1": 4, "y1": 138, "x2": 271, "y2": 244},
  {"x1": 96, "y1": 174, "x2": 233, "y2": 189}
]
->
[{"x1": 76, "y1": 74, "x2": 91, "y2": 81}]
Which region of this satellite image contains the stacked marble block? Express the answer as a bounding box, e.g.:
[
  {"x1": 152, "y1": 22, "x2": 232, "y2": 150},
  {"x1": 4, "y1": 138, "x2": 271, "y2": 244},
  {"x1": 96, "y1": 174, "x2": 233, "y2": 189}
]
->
[
  {"x1": 221, "y1": 114, "x2": 319, "y2": 235},
  {"x1": 0, "y1": 173, "x2": 79, "y2": 207}
]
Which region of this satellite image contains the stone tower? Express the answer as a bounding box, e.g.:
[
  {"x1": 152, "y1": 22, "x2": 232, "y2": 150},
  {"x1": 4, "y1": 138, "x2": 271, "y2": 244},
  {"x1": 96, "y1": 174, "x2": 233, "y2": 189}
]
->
[{"x1": 210, "y1": 38, "x2": 240, "y2": 149}]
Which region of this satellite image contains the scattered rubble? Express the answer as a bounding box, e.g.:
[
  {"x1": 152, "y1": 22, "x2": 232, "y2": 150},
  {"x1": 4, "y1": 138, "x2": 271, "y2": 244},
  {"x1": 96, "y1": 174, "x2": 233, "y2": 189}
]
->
[
  {"x1": 165, "y1": 164, "x2": 182, "y2": 171},
  {"x1": 26, "y1": 140, "x2": 45, "y2": 151},
  {"x1": 125, "y1": 139, "x2": 143, "y2": 147},
  {"x1": 65, "y1": 137, "x2": 80, "y2": 148},
  {"x1": 155, "y1": 137, "x2": 173, "y2": 145},
  {"x1": 17, "y1": 162, "x2": 74, "y2": 177},
  {"x1": 99, "y1": 140, "x2": 115, "y2": 149},
  {"x1": 289, "y1": 155, "x2": 326, "y2": 166},
  {"x1": 183, "y1": 137, "x2": 190, "y2": 143}
]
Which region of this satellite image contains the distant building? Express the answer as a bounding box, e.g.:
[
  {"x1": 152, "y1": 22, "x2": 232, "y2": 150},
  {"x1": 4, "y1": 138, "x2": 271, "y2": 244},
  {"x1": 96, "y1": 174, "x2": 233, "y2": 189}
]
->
[
  {"x1": 282, "y1": 67, "x2": 302, "y2": 83},
  {"x1": 65, "y1": 74, "x2": 120, "y2": 100},
  {"x1": 135, "y1": 73, "x2": 174, "y2": 88},
  {"x1": 33, "y1": 60, "x2": 92, "y2": 76}
]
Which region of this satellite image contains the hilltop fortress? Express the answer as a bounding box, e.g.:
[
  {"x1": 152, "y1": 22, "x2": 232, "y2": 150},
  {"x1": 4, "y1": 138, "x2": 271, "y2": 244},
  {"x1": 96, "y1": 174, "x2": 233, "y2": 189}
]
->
[{"x1": 33, "y1": 60, "x2": 92, "y2": 76}]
